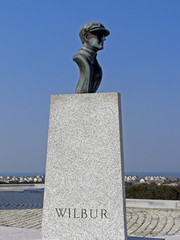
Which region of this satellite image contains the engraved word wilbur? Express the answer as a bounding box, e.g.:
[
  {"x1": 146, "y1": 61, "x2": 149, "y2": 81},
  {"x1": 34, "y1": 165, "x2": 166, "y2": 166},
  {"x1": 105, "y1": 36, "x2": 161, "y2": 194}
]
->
[{"x1": 55, "y1": 208, "x2": 108, "y2": 219}]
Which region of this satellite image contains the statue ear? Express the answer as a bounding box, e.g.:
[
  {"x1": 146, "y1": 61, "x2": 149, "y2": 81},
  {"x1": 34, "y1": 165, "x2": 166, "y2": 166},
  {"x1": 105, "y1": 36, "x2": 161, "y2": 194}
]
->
[{"x1": 83, "y1": 33, "x2": 89, "y2": 43}]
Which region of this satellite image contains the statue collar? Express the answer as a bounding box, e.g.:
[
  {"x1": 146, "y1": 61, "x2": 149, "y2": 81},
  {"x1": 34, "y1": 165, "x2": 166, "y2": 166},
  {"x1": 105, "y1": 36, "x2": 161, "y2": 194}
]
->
[{"x1": 78, "y1": 47, "x2": 97, "y2": 64}]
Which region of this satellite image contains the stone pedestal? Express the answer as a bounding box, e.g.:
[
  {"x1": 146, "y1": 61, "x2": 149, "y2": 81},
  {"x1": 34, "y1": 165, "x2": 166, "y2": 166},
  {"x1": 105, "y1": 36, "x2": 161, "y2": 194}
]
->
[{"x1": 42, "y1": 92, "x2": 127, "y2": 240}]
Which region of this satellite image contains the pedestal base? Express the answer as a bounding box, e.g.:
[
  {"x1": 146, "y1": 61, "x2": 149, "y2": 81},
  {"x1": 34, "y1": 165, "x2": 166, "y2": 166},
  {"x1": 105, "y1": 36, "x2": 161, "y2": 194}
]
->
[{"x1": 42, "y1": 93, "x2": 127, "y2": 240}]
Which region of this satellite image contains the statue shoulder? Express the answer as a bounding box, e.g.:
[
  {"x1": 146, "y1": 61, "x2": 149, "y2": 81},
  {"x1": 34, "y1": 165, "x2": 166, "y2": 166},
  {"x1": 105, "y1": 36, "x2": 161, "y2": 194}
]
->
[
  {"x1": 73, "y1": 53, "x2": 89, "y2": 65},
  {"x1": 73, "y1": 53, "x2": 91, "y2": 93}
]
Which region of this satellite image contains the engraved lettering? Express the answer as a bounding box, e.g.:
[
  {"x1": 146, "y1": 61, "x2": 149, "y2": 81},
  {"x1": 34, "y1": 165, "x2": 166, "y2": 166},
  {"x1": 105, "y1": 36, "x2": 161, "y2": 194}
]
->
[
  {"x1": 74, "y1": 208, "x2": 80, "y2": 218},
  {"x1": 68, "y1": 208, "x2": 71, "y2": 218},
  {"x1": 55, "y1": 208, "x2": 109, "y2": 219},
  {"x1": 101, "y1": 209, "x2": 108, "y2": 219},
  {"x1": 55, "y1": 208, "x2": 67, "y2": 218},
  {"x1": 90, "y1": 209, "x2": 98, "y2": 219},
  {"x1": 81, "y1": 209, "x2": 88, "y2": 218}
]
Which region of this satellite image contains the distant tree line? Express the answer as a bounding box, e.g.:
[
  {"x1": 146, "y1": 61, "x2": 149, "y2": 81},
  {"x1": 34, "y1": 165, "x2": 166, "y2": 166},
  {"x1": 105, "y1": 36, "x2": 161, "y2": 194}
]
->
[{"x1": 125, "y1": 184, "x2": 180, "y2": 200}]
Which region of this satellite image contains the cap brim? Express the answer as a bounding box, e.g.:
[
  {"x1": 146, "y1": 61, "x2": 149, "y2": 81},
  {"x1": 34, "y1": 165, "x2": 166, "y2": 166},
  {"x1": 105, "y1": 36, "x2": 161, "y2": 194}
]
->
[{"x1": 89, "y1": 28, "x2": 110, "y2": 36}]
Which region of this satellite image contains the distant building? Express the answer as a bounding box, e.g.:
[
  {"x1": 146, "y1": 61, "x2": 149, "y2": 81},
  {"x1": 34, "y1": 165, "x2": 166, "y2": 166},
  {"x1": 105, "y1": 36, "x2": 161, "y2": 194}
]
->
[{"x1": 140, "y1": 179, "x2": 145, "y2": 183}]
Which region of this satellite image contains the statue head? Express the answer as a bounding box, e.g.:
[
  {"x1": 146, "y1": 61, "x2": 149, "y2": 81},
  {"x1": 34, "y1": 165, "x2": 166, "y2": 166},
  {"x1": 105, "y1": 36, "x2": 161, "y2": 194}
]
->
[{"x1": 79, "y1": 22, "x2": 110, "y2": 52}]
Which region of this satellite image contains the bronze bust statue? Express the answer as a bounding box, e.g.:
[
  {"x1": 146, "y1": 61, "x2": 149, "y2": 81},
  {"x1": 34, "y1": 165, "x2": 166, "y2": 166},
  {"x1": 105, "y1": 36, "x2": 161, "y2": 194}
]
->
[{"x1": 73, "y1": 22, "x2": 110, "y2": 93}]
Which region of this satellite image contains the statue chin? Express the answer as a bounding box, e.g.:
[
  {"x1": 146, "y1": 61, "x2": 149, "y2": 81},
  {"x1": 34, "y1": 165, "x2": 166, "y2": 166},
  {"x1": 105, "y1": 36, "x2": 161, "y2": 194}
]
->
[{"x1": 91, "y1": 44, "x2": 104, "y2": 52}]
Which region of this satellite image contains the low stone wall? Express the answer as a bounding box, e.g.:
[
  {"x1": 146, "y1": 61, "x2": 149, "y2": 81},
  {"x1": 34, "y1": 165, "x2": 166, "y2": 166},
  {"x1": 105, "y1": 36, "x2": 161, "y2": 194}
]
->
[
  {"x1": 0, "y1": 184, "x2": 45, "y2": 191},
  {"x1": 126, "y1": 199, "x2": 180, "y2": 209}
]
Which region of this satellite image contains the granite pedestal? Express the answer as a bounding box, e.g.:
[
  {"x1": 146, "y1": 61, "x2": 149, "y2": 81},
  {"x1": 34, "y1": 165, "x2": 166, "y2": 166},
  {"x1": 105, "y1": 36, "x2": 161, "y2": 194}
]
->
[{"x1": 42, "y1": 93, "x2": 127, "y2": 239}]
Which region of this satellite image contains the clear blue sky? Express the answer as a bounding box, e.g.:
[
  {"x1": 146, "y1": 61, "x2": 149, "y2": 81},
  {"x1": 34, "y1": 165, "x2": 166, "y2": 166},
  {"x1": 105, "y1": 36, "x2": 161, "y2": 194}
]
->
[{"x1": 0, "y1": 0, "x2": 180, "y2": 174}]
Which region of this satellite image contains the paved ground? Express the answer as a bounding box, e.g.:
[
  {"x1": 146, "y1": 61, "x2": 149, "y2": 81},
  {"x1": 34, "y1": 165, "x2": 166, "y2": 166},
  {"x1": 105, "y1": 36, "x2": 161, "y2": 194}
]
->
[
  {"x1": 0, "y1": 190, "x2": 179, "y2": 238},
  {"x1": 127, "y1": 207, "x2": 180, "y2": 238}
]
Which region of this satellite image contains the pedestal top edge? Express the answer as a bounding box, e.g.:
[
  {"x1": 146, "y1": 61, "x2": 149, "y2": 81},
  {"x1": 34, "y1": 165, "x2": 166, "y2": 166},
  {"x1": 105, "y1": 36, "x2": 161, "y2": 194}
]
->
[{"x1": 50, "y1": 92, "x2": 121, "y2": 98}]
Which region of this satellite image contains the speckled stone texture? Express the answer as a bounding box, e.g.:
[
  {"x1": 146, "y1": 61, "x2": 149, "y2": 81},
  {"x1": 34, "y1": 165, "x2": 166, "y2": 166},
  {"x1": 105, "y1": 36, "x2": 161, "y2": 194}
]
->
[{"x1": 42, "y1": 93, "x2": 127, "y2": 240}]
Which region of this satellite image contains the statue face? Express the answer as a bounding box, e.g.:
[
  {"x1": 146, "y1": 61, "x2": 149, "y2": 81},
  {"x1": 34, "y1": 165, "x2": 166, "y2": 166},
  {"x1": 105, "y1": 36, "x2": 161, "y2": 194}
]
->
[{"x1": 87, "y1": 33, "x2": 106, "y2": 51}]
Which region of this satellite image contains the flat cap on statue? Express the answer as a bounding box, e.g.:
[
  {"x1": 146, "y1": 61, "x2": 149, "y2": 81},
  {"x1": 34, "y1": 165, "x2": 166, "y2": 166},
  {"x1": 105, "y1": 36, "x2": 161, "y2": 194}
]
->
[{"x1": 79, "y1": 22, "x2": 110, "y2": 43}]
